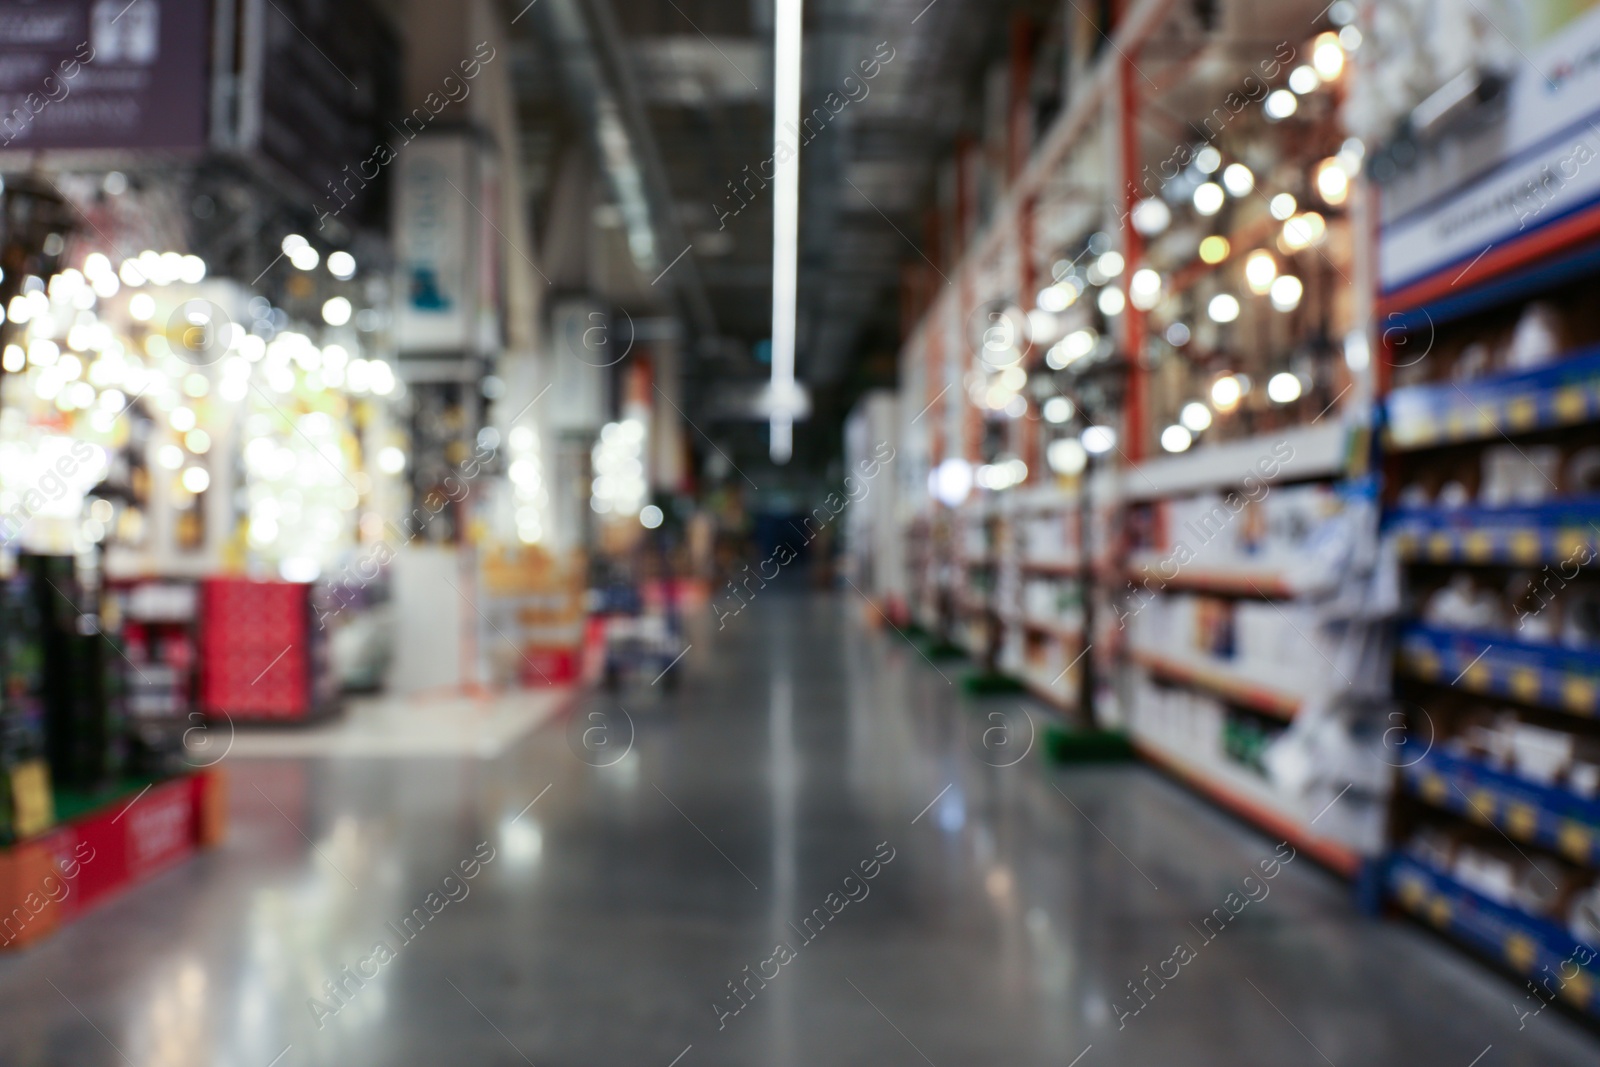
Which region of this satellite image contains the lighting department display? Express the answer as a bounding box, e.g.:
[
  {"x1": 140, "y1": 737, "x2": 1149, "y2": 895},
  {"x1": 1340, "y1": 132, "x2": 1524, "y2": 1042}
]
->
[
  {"x1": 0, "y1": 176, "x2": 404, "y2": 897},
  {"x1": 1126, "y1": 21, "x2": 1364, "y2": 457},
  {"x1": 505, "y1": 424, "x2": 548, "y2": 546},
  {"x1": 590, "y1": 417, "x2": 648, "y2": 522},
  {"x1": 0, "y1": 234, "x2": 398, "y2": 578}
]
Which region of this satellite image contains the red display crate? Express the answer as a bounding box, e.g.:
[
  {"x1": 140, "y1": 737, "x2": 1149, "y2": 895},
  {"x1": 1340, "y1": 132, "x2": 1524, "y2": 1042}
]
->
[{"x1": 198, "y1": 579, "x2": 334, "y2": 722}]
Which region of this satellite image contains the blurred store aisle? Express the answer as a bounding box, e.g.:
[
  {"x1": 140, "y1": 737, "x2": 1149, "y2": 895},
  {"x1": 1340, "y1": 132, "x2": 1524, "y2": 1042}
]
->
[{"x1": 0, "y1": 593, "x2": 1595, "y2": 1066}]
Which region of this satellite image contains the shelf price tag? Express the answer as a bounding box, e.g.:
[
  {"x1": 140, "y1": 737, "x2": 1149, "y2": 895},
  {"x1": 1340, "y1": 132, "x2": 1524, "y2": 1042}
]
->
[
  {"x1": 1409, "y1": 647, "x2": 1441, "y2": 680},
  {"x1": 1422, "y1": 773, "x2": 1449, "y2": 805},
  {"x1": 1507, "y1": 395, "x2": 1538, "y2": 430},
  {"x1": 1473, "y1": 404, "x2": 1499, "y2": 435},
  {"x1": 1558, "y1": 530, "x2": 1590, "y2": 560},
  {"x1": 1555, "y1": 385, "x2": 1587, "y2": 422},
  {"x1": 1505, "y1": 802, "x2": 1537, "y2": 839},
  {"x1": 1469, "y1": 789, "x2": 1498, "y2": 823},
  {"x1": 1505, "y1": 932, "x2": 1537, "y2": 972},
  {"x1": 1462, "y1": 658, "x2": 1493, "y2": 691},
  {"x1": 1559, "y1": 821, "x2": 1594, "y2": 863},
  {"x1": 1562, "y1": 675, "x2": 1597, "y2": 714}
]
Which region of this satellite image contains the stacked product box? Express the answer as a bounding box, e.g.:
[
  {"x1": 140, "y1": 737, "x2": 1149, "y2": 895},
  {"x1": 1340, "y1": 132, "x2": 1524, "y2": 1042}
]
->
[
  {"x1": 109, "y1": 581, "x2": 198, "y2": 776},
  {"x1": 20, "y1": 555, "x2": 120, "y2": 793},
  {"x1": 0, "y1": 566, "x2": 50, "y2": 846}
]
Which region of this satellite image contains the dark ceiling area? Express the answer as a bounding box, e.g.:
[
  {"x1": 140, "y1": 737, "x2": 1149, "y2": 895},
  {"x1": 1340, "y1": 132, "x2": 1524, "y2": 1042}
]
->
[{"x1": 506, "y1": 0, "x2": 1065, "y2": 477}]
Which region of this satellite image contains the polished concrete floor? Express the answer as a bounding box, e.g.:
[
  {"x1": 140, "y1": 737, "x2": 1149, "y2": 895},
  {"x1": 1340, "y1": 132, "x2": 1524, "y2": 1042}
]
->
[{"x1": 2, "y1": 591, "x2": 1598, "y2": 1066}]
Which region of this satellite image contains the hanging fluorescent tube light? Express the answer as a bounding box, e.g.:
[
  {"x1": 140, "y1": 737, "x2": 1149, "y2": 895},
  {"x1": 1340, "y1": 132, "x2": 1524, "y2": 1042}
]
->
[{"x1": 770, "y1": 0, "x2": 803, "y2": 463}]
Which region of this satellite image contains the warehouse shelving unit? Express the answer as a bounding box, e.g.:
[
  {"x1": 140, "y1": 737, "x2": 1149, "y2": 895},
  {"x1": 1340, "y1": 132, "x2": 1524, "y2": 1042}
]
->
[
  {"x1": 1371, "y1": 5, "x2": 1600, "y2": 1016},
  {"x1": 892, "y1": 0, "x2": 1379, "y2": 873},
  {"x1": 1001, "y1": 485, "x2": 1100, "y2": 713},
  {"x1": 1381, "y1": 295, "x2": 1600, "y2": 1019},
  {"x1": 883, "y1": 0, "x2": 1600, "y2": 1016},
  {"x1": 1100, "y1": 0, "x2": 1371, "y2": 861}
]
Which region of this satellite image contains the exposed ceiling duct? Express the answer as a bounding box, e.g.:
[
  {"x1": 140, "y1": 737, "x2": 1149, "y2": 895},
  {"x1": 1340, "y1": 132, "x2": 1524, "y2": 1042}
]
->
[{"x1": 525, "y1": 0, "x2": 718, "y2": 337}]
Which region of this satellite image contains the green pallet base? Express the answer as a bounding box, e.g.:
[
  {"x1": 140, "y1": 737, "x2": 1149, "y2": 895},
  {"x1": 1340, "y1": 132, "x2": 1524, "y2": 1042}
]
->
[
  {"x1": 51, "y1": 777, "x2": 164, "y2": 824},
  {"x1": 961, "y1": 672, "x2": 1027, "y2": 695},
  {"x1": 1044, "y1": 726, "x2": 1134, "y2": 764},
  {"x1": 921, "y1": 640, "x2": 968, "y2": 662}
]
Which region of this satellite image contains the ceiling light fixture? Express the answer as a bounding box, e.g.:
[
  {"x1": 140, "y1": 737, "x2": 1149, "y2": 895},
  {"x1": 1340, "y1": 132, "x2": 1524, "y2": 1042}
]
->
[{"x1": 769, "y1": 0, "x2": 804, "y2": 464}]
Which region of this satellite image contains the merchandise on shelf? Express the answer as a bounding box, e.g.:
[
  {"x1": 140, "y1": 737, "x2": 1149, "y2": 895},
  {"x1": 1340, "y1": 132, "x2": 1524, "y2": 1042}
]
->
[
  {"x1": 1388, "y1": 852, "x2": 1600, "y2": 1020},
  {"x1": 1127, "y1": 590, "x2": 1332, "y2": 701},
  {"x1": 1017, "y1": 506, "x2": 1079, "y2": 566},
  {"x1": 1128, "y1": 671, "x2": 1229, "y2": 767},
  {"x1": 1415, "y1": 568, "x2": 1600, "y2": 652},
  {"x1": 1402, "y1": 744, "x2": 1600, "y2": 865},
  {"x1": 1129, "y1": 481, "x2": 1344, "y2": 583},
  {"x1": 1020, "y1": 575, "x2": 1083, "y2": 634},
  {"x1": 1126, "y1": 667, "x2": 1382, "y2": 863},
  {"x1": 1400, "y1": 823, "x2": 1595, "y2": 952},
  {"x1": 480, "y1": 545, "x2": 586, "y2": 686}
]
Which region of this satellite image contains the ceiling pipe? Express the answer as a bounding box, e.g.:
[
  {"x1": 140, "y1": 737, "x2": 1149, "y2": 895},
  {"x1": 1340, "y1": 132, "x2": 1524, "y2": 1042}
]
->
[{"x1": 529, "y1": 0, "x2": 718, "y2": 338}]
